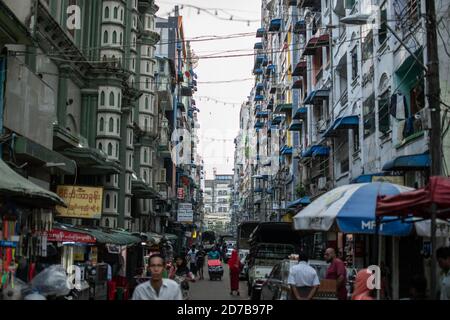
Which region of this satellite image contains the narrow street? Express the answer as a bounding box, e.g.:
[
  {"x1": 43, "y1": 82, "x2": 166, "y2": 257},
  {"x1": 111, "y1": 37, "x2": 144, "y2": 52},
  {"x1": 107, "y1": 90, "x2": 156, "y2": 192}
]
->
[{"x1": 189, "y1": 261, "x2": 249, "y2": 300}]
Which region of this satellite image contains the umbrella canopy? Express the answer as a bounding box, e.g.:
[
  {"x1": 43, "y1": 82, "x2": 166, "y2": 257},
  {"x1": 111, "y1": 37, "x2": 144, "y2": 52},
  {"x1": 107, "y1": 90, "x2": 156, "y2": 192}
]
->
[
  {"x1": 376, "y1": 176, "x2": 450, "y2": 219},
  {"x1": 293, "y1": 182, "x2": 415, "y2": 236}
]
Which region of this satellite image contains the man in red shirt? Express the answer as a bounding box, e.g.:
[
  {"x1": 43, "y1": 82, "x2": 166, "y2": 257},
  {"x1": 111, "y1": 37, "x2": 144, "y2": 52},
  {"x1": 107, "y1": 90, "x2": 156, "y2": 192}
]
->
[{"x1": 324, "y1": 248, "x2": 347, "y2": 300}]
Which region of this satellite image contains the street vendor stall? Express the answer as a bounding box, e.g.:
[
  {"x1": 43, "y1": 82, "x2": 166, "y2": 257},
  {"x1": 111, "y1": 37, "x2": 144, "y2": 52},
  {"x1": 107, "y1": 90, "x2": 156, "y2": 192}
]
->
[{"x1": 0, "y1": 157, "x2": 65, "y2": 300}]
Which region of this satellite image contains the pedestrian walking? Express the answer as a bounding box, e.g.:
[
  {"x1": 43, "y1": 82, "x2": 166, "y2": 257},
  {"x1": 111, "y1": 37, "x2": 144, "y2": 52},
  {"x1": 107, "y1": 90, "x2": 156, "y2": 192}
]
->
[
  {"x1": 186, "y1": 245, "x2": 198, "y2": 277},
  {"x1": 169, "y1": 256, "x2": 195, "y2": 300},
  {"x1": 132, "y1": 254, "x2": 182, "y2": 300},
  {"x1": 228, "y1": 249, "x2": 242, "y2": 295},
  {"x1": 324, "y1": 248, "x2": 347, "y2": 300},
  {"x1": 287, "y1": 252, "x2": 320, "y2": 300},
  {"x1": 196, "y1": 246, "x2": 206, "y2": 280},
  {"x1": 351, "y1": 269, "x2": 375, "y2": 300},
  {"x1": 437, "y1": 246, "x2": 450, "y2": 300}
]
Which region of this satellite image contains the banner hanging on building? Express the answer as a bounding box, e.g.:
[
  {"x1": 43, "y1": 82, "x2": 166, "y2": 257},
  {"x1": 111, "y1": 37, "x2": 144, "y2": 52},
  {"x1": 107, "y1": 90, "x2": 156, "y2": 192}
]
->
[
  {"x1": 56, "y1": 185, "x2": 103, "y2": 219},
  {"x1": 177, "y1": 202, "x2": 193, "y2": 223}
]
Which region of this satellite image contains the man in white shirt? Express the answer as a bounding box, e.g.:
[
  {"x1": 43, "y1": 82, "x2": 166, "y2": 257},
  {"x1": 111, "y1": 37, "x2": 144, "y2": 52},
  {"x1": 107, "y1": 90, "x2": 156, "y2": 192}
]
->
[
  {"x1": 187, "y1": 245, "x2": 199, "y2": 277},
  {"x1": 437, "y1": 247, "x2": 450, "y2": 300},
  {"x1": 287, "y1": 252, "x2": 320, "y2": 300},
  {"x1": 132, "y1": 254, "x2": 182, "y2": 300}
]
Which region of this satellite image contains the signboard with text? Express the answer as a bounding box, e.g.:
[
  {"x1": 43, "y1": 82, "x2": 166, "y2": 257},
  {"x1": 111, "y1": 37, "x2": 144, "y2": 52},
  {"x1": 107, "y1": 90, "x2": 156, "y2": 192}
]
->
[
  {"x1": 56, "y1": 185, "x2": 103, "y2": 219},
  {"x1": 177, "y1": 188, "x2": 185, "y2": 200},
  {"x1": 177, "y1": 203, "x2": 193, "y2": 223}
]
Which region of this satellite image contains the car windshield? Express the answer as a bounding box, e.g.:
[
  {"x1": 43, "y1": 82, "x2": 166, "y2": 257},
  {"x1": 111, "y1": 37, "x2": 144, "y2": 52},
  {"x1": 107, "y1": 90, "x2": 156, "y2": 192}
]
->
[{"x1": 252, "y1": 243, "x2": 294, "y2": 259}]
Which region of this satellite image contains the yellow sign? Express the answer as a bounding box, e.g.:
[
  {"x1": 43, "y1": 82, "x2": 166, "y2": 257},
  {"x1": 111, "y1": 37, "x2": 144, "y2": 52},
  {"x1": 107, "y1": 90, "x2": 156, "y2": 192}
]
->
[
  {"x1": 372, "y1": 175, "x2": 405, "y2": 185},
  {"x1": 56, "y1": 185, "x2": 103, "y2": 219}
]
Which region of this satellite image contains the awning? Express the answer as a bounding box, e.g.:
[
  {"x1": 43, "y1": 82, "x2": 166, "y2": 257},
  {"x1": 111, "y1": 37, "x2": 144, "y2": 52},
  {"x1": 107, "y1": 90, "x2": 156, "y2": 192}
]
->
[
  {"x1": 281, "y1": 146, "x2": 293, "y2": 155},
  {"x1": 253, "y1": 68, "x2": 263, "y2": 75},
  {"x1": 63, "y1": 147, "x2": 122, "y2": 175},
  {"x1": 255, "y1": 55, "x2": 265, "y2": 65},
  {"x1": 274, "y1": 103, "x2": 293, "y2": 113},
  {"x1": 266, "y1": 64, "x2": 275, "y2": 74},
  {"x1": 13, "y1": 135, "x2": 76, "y2": 175},
  {"x1": 302, "y1": 34, "x2": 330, "y2": 56},
  {"x1": 254, "y1": 105, "x2": 261, "y2": 112},
  {"x1": 303, "y1": 89, "x2": 329, "y2": 105},
  {"x1": 293, "y1": 20, "x2": 306, "y2": 34},
  {"x1": 254, "y1": 42, "x2": 263, "y2": 50},
  {"x1": 351, "y1": 173, "x2": 389, "y2": 184},
  {"x1": 132, "y1": 178, "x2": 160, "y2": 199},
  {"x1": 292, "y1": 79, "x2": 303, "y2": 89},
  {"x1": 0, "y1": 157, "x2": 65, "y2": 207},
  {"x1": 288, "y1": 120, "x2": 303, "y2": 131},
  {"x1": 254, "y1": 95, "x2": 264, "y2": 102},
  {"x1": 267, "y1": 100, "x2": 274, "y2": 110},
  {"x1": 256, "y1": 28, "x2": 265, "y2": 38},
  {"x1": 52, "y1": 224, "x2": 141, "y2": 245},
  {"x1": 268, "y1": 18, "x2": 282, "y2": 32},
  {"x1": 293, "y1": 107, "x2": 307, "y2": 119},
  {"x1": 382, "y1": 153, "x2": 430, "y2": 171},
  {"x1": 256, "y1": 111, "x2": 269, "y2": 118},
  {"x1": 301, "y1": 145, "x2": 329, "y2": 158},
  {"x1": 254, "y1": 121, "x2": 264, "y2": 129},
  {"x1": 255, "y1": 83, "x2": 264, "y2": 92},
  {"x1": 323, "y1": 115, "x2": 359, "y2": 138},
  {"x1": 292, "y1": 60, "x2": 307, "y2": 76},
  {"x1": 271, "y1": 115, "x2": 285, "y2": 125},
  {"x1": 287, "y1": 196, "x2": 311, "y2": 208}
]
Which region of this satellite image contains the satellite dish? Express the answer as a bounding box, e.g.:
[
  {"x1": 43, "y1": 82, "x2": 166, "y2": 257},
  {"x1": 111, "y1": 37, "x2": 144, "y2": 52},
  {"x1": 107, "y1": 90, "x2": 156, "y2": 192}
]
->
[{"x1": 333, "y1": 0, "x2": 346, "y2": 17}]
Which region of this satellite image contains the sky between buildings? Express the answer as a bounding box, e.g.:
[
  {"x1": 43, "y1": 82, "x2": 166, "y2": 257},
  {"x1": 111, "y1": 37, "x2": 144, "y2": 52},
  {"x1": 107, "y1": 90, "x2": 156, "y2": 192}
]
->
[{"x1": 157, "y1": 0, "x2": 261, "y2": 179}]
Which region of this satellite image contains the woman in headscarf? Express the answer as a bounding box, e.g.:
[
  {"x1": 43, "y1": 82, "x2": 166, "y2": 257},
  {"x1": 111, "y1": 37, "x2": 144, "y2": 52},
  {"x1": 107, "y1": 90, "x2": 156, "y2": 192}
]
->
[
  {"x1": 352, "y1": 269, "x2": 376, "y2": 300},
  {"x1": 228, "y1": 249, "x2": 242, "y2": 296}
]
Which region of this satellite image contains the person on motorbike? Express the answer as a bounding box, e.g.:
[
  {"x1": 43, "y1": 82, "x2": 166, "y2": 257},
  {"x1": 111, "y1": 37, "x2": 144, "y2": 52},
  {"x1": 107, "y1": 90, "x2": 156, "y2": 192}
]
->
[
  {"x1": 169, "y1": 256, "x2": 195, "y2": 300},
  {"x1": 207, "y1": 246, "x2": 221, "y2": 260}
]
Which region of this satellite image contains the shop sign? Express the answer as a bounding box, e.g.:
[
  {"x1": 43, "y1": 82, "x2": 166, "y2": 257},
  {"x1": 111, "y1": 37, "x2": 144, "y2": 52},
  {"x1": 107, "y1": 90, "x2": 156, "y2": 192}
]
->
[
  {"x1": 177, "y1": 203, "x2": 193, "y2": 223},
  {"x1": 177, "y1": 188, "x2": 185, "y2": 200},
  {"x1": 42, "y1": 229, "x2": 96, "y2": 244},
  {"x1": 56, "y1": 185, "x2": 103, "y2": 219},
  {"x1": 372, "y1": 175, "x2": 404, "y2": 185}
]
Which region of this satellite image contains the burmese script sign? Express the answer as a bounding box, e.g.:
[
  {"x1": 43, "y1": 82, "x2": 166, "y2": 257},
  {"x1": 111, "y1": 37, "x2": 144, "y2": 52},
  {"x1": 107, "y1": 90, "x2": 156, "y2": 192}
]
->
[{"x1": 56, "y1": 185, "x2": 103, "y2": 219}]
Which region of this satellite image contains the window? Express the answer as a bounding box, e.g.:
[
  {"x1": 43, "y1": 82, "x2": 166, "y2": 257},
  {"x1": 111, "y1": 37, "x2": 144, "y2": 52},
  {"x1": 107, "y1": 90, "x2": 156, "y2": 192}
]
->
[
  {"x1": 147, "y1": 62, "x2": 150, "y2": 73},
  {"x1": 378, "y1": 8, "x2": 387, "y2": 45},
  {"x1": 120, "y1": 9, "x2": 123, "y2": 21},
  {"x1": 144, "y1": 118, "x2": 148, "y2": 131},
  {"x1": 109, "y1": 117, "x2": 114, "y2": 132},
  {"x1": 146, "y1": 78, "x2": 149, "y2": 89},
  {"x1": 159, "y1": 61, "x2": 164, "y2": 73},
  {"x1": 351, "y1": 47, "x2": 358, "y2": 80},
  {"x1": 105, "y1": 194, "x2": 110, "y2": 208},
  {"x1": 109, "y1": 92, "x2": 115, "y2": 106},
  {"x1": 145, "y1": 97, "x2": 149, "y2": 109},
  {"x1": 114, "y1": 194, "x2": 117, "y2": 209},
  {"x1": 116, "y1": 143, "x2": 119, "y2": 157},
  {"x1": 103, "y1": 30, "x2": 108, "y2": 44},
  {"x1": 362, "y1": 30, "x2": 373, "y2": 61},
  {"x1": 119, "y1": 33, "x2": 123, "y2": 45},
  {"x1": 114, "y1": 7, "x2": 118, "y2": 19},
  {"x1": 363, "y1": 93, "x2": 375, "y2": 138},
  {"x1": 108, "y1": 143, "x2": 113, "y2": 156},
  {"x1": 105, "y1": 218, "x2": 110, "y2": 228},
  {"x1": 378, "y1": 90, "x2": 391, "y2": 134},
  {"x1": 118, "y1": 93, "x2": 121, "y2": 108},
  {"x1": 143, "y1": 170, "x2": 147, "y2": 183},
  {"x1": 104, "y1": 6, "x2": 109, "y2": 19},
  {"x1": 353, "y1": 129, "x2": 360, "y2": 153},
  {"x1": 132, "y1": 58, "x2": 135, "y2": 70},
  {"x1": 112, "y1": 31, "x2": 117, "y2": 44},
  {"x1": 144, "y1": 149, "x2": 148, "y2": 163},
  {"x1": 99, "y1": 117, "x2": 104, "y2": 131},
  {"x1": 116, "y1": 118, "x2": 120, "y2": 134},
  {"x1": 106, "y1": 175, "x2": 111, "y2": 183},
  {"x1": 128, "y1": 175, "x2": 131, "y2": 191}
]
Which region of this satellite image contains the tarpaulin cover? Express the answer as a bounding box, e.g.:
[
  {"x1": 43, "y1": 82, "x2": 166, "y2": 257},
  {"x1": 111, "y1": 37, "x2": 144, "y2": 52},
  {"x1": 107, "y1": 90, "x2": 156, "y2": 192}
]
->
[
  {"x1": 376, "y1": 176, "x2": 450, "y2": 219},
  {"x1": 0, "y1": 158, "x2": 65, "y2": 207}
]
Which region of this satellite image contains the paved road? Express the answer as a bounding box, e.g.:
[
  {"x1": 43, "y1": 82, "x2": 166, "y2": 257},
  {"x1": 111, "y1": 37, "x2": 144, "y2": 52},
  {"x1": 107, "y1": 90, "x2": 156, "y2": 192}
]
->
[{"x1": 189, "y1": 260, "x2": 249, "y2": 300}]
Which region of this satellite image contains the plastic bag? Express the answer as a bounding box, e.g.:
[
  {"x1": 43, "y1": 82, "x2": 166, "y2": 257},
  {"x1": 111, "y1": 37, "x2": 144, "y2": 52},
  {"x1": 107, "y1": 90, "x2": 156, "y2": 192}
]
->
[
  {"x1": 2, "y1": 278, "x2": 31, "y2": 300},
  {"x1": 30, "y1": 265, "x2": 70, "y2": 297}
]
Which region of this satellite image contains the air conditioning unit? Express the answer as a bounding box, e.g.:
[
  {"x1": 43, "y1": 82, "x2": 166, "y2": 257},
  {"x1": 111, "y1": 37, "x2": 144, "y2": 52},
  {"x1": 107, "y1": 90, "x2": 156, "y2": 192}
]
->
[
  {"x1": 318, "y1": 177, "x2": 327, "y2": 190},
  {"x1": 415, "y1": 107, "x2": 431, "y2": 130}
]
